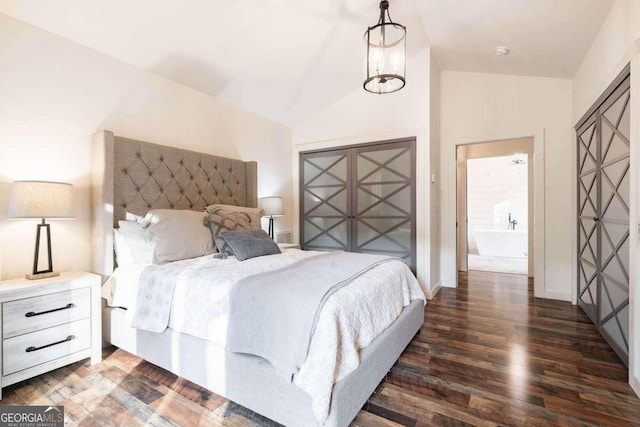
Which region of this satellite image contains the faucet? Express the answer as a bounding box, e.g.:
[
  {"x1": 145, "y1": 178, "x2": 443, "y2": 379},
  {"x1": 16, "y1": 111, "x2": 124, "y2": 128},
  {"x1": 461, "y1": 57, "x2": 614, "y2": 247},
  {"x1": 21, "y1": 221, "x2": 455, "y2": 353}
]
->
[{"x1": 508, "y1": 213, "x2": 517, "y2": 230}]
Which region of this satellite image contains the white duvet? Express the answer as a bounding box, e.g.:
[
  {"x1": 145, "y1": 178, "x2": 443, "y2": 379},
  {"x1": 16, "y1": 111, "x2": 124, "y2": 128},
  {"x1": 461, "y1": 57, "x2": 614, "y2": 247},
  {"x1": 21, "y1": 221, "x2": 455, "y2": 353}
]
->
[{"x1": 103, "y1": 249, "x2": 425, "y2": 424}]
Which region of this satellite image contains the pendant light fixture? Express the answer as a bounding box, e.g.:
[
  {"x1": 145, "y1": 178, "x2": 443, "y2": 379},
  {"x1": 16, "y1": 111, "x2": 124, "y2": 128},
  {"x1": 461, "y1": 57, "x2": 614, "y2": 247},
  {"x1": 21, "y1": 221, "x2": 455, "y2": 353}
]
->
[
  {"x1": 364, "y1": 0, "x2": 406, "y2": 94},
  {"x1": 510, "y1": 153, "x2": 526, "y2": 165}
]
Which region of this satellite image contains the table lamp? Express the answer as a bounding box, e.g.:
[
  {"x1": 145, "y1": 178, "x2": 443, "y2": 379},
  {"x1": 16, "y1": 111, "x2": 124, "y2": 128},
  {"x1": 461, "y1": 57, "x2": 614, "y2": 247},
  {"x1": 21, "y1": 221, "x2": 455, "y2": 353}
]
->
[
  {"x1": 258, "y1": 197, "x2": 284, "y2": 240},
  {"x1": 8, "y1": 181, "x2": 75, "y2": 280}
]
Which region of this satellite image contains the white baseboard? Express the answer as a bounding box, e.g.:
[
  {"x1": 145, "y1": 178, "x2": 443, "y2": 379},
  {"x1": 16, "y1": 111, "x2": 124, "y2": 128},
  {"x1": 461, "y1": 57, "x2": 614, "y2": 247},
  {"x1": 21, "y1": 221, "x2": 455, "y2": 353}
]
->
[
  {"x1": 631, "y1": 374, "x2": 640, "y2": 398},
  {"x1": 441, "y1": 279, "x2": 456, "y2": 288},
  {"x1": 429, "y1": 281, "x2": 442, "y2": 299},
  {"x1": 538, "y1": 290, "x2": 572, "y2": 302}
]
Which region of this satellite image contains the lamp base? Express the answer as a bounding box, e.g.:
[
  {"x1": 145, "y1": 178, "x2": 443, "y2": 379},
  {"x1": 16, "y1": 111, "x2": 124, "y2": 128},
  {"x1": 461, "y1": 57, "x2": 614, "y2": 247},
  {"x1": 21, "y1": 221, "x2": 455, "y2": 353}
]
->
[
  {"x1": 26, "y1": 271, "x2": 60, "y2": 280},
  {"x1": 27, "y1": 219, "x2": 58, "y2": 280},
  {"x1": 268, "y1": 216, "x2": 275, "y2": 240}
]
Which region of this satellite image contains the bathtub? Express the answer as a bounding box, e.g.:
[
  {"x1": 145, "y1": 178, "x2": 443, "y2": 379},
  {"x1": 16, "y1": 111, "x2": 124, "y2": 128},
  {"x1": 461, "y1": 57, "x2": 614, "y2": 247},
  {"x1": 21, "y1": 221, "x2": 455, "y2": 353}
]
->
[{"x1": 473, "y1": 229, "x2": 527, "y2": 258}]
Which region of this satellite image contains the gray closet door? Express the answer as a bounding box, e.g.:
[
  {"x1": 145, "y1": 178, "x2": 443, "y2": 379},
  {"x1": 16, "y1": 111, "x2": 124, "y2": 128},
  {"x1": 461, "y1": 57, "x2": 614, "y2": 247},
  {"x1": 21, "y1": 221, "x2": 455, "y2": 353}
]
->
[
  {"x1": 301, "y1": 150, "x2": 350, "y2": 251},
  {"x1": 598, "y1": 81, "x2": 630, "y2": 363},
  {"x1": 576, "y1": 73, "x2": 630, "y2": 365},
  {"x1": 577, "y1": 117, "x2": 599, "y2": 323},
  {"x1": 354, "y1": 141, "x2": 416, "y2": 270},
  {"x1": 300, "y1": 139, "x2": 416, "y2": 272}
]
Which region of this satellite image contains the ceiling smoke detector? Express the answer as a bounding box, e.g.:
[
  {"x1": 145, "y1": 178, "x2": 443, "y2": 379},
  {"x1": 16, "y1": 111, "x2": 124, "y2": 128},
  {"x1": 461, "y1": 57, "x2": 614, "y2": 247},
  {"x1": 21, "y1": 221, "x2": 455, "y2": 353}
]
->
[{"x1": 495, "y1": 46, "x2": 510, "y2": 56}]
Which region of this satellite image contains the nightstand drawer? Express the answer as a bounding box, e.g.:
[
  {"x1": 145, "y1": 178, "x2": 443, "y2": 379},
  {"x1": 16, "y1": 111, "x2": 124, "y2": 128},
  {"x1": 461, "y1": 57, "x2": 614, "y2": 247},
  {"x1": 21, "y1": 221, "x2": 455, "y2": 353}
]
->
[
  {"x1": 3, "y1": 288, "x2": 90, "y2": 339},
  {"x1": 3, "y1": 319, "x2": 91, "y2": 376}
]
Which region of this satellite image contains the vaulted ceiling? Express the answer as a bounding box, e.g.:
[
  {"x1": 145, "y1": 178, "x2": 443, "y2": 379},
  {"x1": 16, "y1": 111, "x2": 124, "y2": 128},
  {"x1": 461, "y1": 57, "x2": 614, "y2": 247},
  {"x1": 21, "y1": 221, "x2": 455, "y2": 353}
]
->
[{"x1": 0, "y1": 0, "x2": 614, "y2": 125}]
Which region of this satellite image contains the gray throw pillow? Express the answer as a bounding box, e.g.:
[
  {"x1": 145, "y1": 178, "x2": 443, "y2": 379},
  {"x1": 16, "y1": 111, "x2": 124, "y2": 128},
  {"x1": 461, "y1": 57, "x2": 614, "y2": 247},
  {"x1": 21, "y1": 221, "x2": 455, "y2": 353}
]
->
[
  {"x1": 220, "y1": 229, "x2": 281, "y2": 261},
  {"x1": 205, "y1": 204, "x2": 263, "y2": 226},
  {"x1": 204, "y1": 208, "x2": 260, "y2": 255}
]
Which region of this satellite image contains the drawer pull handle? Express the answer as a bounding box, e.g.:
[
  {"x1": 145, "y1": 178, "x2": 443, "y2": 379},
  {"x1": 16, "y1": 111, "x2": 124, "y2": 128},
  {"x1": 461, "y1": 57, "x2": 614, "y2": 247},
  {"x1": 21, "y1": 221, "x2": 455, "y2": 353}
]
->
[
  {"x1": 25, "y1": 335, "x2": 75, "y2": 353},
  {"x1": 25, "y1": 303, "x2": 75, "y2": 318}
]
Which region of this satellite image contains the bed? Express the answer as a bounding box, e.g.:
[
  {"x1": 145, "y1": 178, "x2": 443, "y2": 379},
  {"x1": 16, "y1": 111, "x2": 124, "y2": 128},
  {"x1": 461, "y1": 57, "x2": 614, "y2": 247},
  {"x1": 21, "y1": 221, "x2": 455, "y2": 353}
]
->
[{"x1": 90, "y1": 130, "x2": 425, "y2": 427}]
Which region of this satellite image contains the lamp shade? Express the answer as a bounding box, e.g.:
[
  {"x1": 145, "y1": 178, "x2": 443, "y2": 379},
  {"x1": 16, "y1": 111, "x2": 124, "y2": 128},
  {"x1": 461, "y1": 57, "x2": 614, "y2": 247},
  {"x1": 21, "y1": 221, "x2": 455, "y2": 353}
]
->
[
  {"x1": 8, "y1": 181, "x2": 75, "y2": 219},
  {"x1": 259, "y1": 197, "x2": 284, "y2": 217}
]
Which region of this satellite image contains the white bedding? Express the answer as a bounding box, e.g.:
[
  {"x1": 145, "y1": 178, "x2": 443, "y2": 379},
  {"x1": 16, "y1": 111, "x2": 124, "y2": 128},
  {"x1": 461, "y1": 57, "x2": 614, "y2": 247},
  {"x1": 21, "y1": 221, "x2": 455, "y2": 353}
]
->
[{"x1": 102, "y1": 249, "x2": 425, "y2": 423}]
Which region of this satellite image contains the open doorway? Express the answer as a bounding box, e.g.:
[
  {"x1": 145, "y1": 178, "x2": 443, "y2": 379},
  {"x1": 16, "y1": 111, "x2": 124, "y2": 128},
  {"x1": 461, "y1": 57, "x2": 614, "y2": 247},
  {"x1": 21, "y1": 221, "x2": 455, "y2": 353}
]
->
[{"x1": 457, "y1": 138, "x2": 534, "y2": 276}]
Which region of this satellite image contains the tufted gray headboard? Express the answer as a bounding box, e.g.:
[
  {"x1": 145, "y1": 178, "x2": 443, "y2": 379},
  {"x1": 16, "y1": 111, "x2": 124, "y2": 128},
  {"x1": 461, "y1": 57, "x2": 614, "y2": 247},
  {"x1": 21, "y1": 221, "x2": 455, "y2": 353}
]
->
[{"x1": 90, "y1": 130, "x2": 257, "y2": 279}]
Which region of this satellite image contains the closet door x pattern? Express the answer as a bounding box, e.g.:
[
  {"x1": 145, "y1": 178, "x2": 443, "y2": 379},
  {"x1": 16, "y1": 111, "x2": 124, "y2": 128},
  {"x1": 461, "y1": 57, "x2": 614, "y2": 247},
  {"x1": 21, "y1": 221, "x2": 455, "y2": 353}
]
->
[
  {"x1": 300, "y1": 139, "x2": 416, "y2": 272},
  {"x1": 577, "y1": 71, "x2": 630, "y2": 365}
]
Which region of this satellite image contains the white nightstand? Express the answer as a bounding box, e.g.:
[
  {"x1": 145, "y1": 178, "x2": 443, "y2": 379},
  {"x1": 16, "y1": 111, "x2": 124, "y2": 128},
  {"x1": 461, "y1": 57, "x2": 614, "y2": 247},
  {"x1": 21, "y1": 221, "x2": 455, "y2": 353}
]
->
[
  {"x1": 278, "y1": 243, "x2": 301, "y2": 250},
  {"x1": 0, "y1": 271, "x2": 101, "y2": 399}
]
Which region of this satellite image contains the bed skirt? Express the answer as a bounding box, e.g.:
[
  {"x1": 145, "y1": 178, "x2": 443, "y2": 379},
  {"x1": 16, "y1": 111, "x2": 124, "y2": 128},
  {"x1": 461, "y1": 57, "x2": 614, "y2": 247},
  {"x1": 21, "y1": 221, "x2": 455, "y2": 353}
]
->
[{"x1": 102, "y1": 300, "x2": 423, "y2": 427}]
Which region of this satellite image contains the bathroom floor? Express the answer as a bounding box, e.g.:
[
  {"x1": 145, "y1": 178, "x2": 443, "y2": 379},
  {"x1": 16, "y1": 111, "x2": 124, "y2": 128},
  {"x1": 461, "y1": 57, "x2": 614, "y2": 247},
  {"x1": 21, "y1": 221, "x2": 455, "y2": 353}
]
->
[{"x1": 468, "y1": 254, "x2": 528, "y2": 275}]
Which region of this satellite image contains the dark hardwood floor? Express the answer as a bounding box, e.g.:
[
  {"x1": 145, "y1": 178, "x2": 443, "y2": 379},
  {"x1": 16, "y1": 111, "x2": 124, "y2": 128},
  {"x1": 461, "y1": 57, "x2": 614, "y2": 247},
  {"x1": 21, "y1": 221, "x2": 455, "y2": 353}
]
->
[
  {"x1": 2, "y1": 270, "x2": 638, "y2": 426},
  {"x1": 359, "y1": 271, "x2": 639, "y2": 426}
]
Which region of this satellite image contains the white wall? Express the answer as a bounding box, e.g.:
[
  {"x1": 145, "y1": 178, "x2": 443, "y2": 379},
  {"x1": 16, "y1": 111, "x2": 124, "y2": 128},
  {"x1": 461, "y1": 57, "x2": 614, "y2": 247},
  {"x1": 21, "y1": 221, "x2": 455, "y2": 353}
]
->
[
  {"x1": 466, "y1": 157, "x2": 528, "y2": 254},
  {"x1": 572, "y1": 0, "x2": 640, "y2": 124},
  {"x1": 440, "y1": 71, "x2": 573, "y2": 300},
  {"x1": 292, "y1": 48, "x2": 440, "y2": 297},
  {"x1": 572, "y1": 0, "x2": 640, "y2": 398},
  {"x1": 429, "y1": 53, "x2": 441, "y2": 290},
  {"x1": 0, "y1": 13, "x2": 292, "y2": 280}
]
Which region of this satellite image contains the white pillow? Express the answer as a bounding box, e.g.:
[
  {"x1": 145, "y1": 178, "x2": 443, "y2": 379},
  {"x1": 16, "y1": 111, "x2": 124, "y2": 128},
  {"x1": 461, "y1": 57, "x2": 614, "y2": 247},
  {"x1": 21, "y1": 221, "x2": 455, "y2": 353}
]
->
[
  {"x1": 114, "y1": 229, "x2": 133, "y2": 267},
  {"x1": 115, "y1": 220, "x2": 154, "y2": 266},
  {"x1": 139, "y1": 209, "x2": 214, "y2": 264}
]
